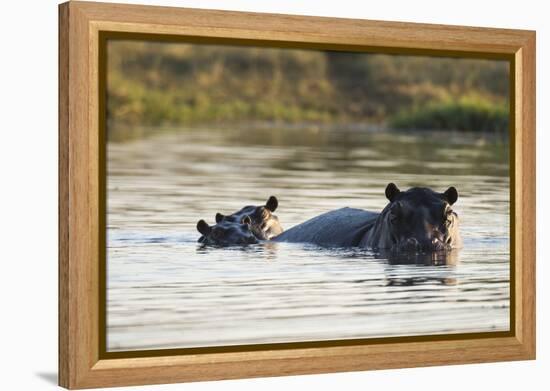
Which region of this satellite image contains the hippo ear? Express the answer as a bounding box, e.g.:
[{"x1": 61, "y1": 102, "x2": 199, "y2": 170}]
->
[
  {"x1": 241, "y1": 215, "x2": 252, "y2": 225},
  {"x1": 265, "y1": 196, "x2": 278, "y2": 212},
  {"x1": 215, "y1": 213, "x2": 225, "y2": 223},
  {"x1": 443, "y1": 187, "x2": 458, "y2": 205},
  {"x1": 385, "y1": 183, "x2": 401, "y2": 202},
  {"x1": 196, "y1": 220, "x2": 211, "y2": 236}
]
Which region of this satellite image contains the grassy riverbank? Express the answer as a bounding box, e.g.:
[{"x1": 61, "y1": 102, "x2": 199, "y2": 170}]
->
[
  {"x1": 389, "y1": 95, "x2": 509, "y2": 133},
  {"x1": 107, "y1": 41, "x2": 509, "y2": 139}
]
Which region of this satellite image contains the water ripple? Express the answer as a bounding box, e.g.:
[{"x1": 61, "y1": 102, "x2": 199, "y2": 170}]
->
[{"x1": 107, "y1": 129, "x2": 510, "y2": 352}]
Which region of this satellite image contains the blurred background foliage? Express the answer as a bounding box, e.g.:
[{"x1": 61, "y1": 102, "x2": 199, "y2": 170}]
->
[{"x1": 107, "y1": 41, "x2": 509, "y2": 139}]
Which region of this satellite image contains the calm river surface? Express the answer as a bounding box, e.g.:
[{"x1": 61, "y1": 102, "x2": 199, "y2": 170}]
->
[{"x1": 107, "y1": 127, "x2": 510, "y2": 352}]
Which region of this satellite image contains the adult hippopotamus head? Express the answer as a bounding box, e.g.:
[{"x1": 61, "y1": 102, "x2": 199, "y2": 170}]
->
[
  {"x1": 214, "y1": 196, "x2": 283, "y2": 240},
  {"x1": 363, "y1": 183, "x2": 462, "y2": 252},
  {"x1": 196, "y1": 217, "x2": 259, "y2": 246}
]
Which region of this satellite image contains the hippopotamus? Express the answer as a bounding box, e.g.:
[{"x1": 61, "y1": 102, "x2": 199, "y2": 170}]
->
[
  {"x1": 196, "y1": 217, "x2": 259, "y2": 246},
  {"x1": 196, "y1": 196, "x2": 283, "y2": 245},
  {"x1": 214, "y1": 196, "x2": 283, "y2": 240},
  {"x1": 274, "y1": 183, "x2": 462, "y2": 252}
]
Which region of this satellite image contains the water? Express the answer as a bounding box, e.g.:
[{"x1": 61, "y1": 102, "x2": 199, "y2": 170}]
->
[{"x1": 107, "y1": 127, "x2": 510, "y2": 352}]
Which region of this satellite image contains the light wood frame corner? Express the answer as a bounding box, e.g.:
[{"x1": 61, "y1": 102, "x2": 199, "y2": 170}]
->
[{"x1": 59, "y1": 1, "x2": 536, "y2": 389}]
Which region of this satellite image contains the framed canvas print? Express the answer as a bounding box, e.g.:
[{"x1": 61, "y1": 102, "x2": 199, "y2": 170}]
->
[{"x1": 58, "y1": 1, "x2": 536, "y2": 389}]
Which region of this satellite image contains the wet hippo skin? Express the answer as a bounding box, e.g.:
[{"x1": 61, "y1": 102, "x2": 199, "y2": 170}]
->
[
  {"x1": 196, "y1": 217, "x2": 259, "y2": 246},
  {"x1": 196, "y1": 196, "x2": 283, "y2": 245},
  {"x1": 274, "y1": 207, "x2": 379, "y2": 247},
  {"x1": 274, "y1": 183, "x2": 462, "y2": 252},
  {"x1": 215, "y1": 196, "x2": 283, "y2": 240}
]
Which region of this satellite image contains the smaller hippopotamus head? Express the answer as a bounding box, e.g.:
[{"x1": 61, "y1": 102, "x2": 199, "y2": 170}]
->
[
  {"x1": 214, "y1": 196, "x2": 283, "y2": 240},
  {"x1": 367, "y1": 183, "x2": 462, "y2": 252},
  {"x1": 196, "y1": 217, "x2": 259, "y2": 246}
]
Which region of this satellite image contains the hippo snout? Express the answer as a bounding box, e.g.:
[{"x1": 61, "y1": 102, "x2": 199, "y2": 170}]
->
[
  {"x1": 395, "y1": 237, "x2": 450, "y2": 253},
  {"x1": 430, "y1": 238, "x2": 448, "y2": 251},
  {"x1": 398, "y1": 238, "x2": 421, "y2": 252}
]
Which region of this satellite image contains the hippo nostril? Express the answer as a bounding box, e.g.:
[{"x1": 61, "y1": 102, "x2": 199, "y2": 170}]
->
[
  {"x1": 402, "y1": 238, "x2": 420, "y2": 251},
  {"x1": 435, "y1": 241, "x2": 446, "y2": 249}
]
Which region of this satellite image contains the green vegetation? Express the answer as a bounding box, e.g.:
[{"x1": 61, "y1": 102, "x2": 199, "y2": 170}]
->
[
  {"x1": 389, "y1": 95, "x2": 509, "y2": 132},
  {"x1": 107, "y1": 41, "x2": 509, "y2": 138}
]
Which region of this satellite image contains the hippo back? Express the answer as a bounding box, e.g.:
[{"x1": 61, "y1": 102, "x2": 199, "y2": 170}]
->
[{"x1": 274, "y1": 207, "x2": 378, "y2": 247}]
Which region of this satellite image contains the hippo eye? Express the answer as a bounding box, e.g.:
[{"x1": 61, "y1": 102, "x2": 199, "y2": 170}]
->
[{"x1": 389, "y1": 202, "x2": 402, "y2": 223}]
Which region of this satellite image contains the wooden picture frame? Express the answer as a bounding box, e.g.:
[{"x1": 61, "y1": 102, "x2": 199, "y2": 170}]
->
[{"x1": 59, "y1": 1, "x2": 536, "y2": 389}]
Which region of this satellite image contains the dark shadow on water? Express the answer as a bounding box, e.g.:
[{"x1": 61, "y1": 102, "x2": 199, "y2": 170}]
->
[
  {"x1": 385, "y1": 276, "x2": 458, "y2": 286},
  {"x1": 35, "y1": 372, "x2": 57, "y2": 385},
  {"x1": 195, "y1": 240, "x2": 460, "y2": 267},
  {"x1": 375, "y1": 248, "x2": 459, "y2": 266},
  {"x1": 293, "y1": 242, "x2": 460, "y2": 267},
  {"x1": 196, "y1": 242, "x2": 279, "y2": 261}
]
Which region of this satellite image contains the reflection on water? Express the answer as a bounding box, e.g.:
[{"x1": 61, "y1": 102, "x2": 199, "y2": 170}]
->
[{"x1": 107, "y1": 127, "x2": 510, "y2": 352}]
